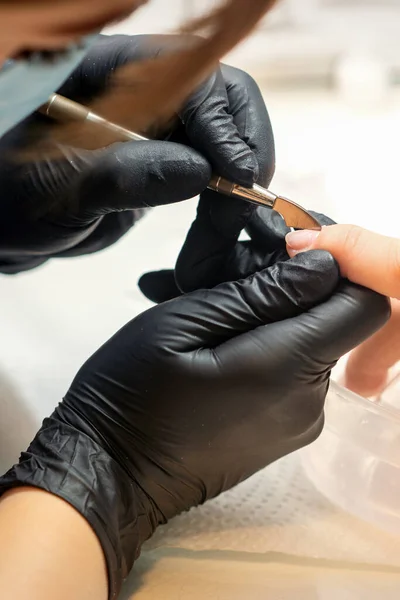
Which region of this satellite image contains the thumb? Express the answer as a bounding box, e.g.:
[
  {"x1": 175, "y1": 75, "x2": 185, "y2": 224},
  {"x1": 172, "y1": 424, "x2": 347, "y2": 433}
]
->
[
  {"x1": 286, "y1": 224, "x2": 400, "y2": 299},
  {"x1": 76, "y1": 141, "x2": 212, "y2": 217}
]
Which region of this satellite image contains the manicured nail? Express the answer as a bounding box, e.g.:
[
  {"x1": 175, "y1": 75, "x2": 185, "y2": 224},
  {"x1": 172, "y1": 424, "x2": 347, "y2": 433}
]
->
[{"x1": 286, "y1": 229, "x2": 320, "y2": 251}]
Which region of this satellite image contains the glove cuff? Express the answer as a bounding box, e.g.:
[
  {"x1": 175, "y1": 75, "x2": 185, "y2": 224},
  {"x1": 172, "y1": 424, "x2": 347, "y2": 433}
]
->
[{"x1": 0, "y1": 413, "x2": 162, "y2": 599}]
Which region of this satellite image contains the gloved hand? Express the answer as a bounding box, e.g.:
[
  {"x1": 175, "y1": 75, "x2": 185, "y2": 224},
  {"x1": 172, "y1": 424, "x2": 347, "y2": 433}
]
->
[
  {"x1": 138, "y1": 202, "x2": 331, "y2": 303},
  {"x1": 0, "y1": 34, "x2": 274, "y2": 273},
  {"x1": 0, "y1": 250, "x2": 389, "y2": 599},
  {"x1": 137, "y1": 35, "x2": 275, "y2": 303}
]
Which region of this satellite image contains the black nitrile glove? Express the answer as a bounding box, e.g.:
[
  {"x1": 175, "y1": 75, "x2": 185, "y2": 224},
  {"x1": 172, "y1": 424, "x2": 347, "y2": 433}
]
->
[
  {"x1": 138, "y1": 206, "x2": 332, "y2": 303},
  {"x1": 138, "y1": 49, "x2": 276, "y2": 303},
  {"x1": 0, "y1": 34, "x2": 274, "y2": 273},
  {"x1": 0, "y1": 250, "x2": 390, "y2": 599}
]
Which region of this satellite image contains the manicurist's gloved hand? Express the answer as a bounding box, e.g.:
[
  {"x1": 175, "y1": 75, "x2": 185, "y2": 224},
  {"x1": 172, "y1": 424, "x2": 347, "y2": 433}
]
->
[
  {"x1": 138, "y1": 202, "x2": 331, "y2": 303},
  {"x1": 0, "y1": 33, "x2": 274, "y2": 273},
  {"x1": 0, "y1": 250, "x2": 389, "y2": 599},
  {"x1": 138, "y1": 53, "x2": 276, "y2": 303}
]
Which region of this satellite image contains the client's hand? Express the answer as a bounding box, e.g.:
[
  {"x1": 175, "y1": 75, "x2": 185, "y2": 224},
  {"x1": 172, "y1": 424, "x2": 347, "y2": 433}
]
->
[
  {"x1": 285, "y1": 223, "x2": 400, "y2": 398},
  {"x1": 0, "y1": 250, "x2": 389, "y2": 598}
]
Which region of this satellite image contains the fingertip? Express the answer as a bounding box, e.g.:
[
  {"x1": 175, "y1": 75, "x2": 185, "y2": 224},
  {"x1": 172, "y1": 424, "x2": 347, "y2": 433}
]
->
[
  {"x1": 290, "y1": 249, "x2": 340, "y2": 280},
  {"x1": 244, "y1": 208, "x2": 288, "y2": 253},
  {"x1": 285, "y1": 229, "x2": 320, "y2": 252},
  {"x1": 286, "y1": 246, "x2": 298, "y2": 259},
  {"x1": 138, "y1": 271, "x2": 159, "y2": 303},
  {"x1": 159, "y1": 143, "x2": 212, "y2": 203},
  {"x1": 138, "y1": 270, "x2": 180, "y2": 304},
  {"x1": 223, "y1": 152, "x2": 259, "y2": 187}
]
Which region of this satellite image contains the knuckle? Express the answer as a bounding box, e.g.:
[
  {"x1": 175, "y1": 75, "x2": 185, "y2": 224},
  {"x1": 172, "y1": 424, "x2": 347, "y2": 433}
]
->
[
  {"x1": 220, "y1": 64, "x2": 259, "y2": 92},
  {"x1": 341, "y1": 224, "x2": 363, "y2": 256},
  {"x1": 333, "y1": 224, "x2": 364, "y2": 279}
]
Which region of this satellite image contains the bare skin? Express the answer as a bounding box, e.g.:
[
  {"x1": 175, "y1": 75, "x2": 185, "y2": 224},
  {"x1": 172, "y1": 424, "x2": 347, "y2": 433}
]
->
[
  {"x1": 286, "y1": 225, "x2": 400, "y2": 399},
  {"x1": 344, "y1": 298, "x2": 400, "y2": 398},
  {"x1": 286, "y1": 224, "x2": 400, "y2": 300},
  {"x1": 0, "y1": 488, "x2": 108, "y2": 600}
]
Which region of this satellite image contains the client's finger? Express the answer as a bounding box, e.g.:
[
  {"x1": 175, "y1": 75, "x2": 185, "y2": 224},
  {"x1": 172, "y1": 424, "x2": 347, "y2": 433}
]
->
[{"x1": 286, "y1": 224, "x2": 400, "y2": 299}]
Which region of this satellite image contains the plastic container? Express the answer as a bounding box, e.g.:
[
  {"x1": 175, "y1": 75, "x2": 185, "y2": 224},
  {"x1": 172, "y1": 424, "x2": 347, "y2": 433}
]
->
[{"x1": 302, "y1": 380, "x2": 400, "y2": 536}]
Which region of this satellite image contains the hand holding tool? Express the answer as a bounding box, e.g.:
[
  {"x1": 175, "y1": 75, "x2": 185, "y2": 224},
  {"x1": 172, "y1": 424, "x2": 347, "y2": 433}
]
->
[{"x1": 39, "y1": 93, "x2": 321, "y2": 231}]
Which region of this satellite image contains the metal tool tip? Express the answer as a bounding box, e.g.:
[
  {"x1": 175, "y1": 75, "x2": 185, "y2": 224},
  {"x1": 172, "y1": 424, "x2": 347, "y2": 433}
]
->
[{"x1": 274, "y1": 197, "x2": 321, "y2": 231}]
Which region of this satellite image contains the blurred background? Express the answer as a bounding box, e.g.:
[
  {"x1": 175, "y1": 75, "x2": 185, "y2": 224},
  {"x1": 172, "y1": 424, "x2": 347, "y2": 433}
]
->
[{"x1": 105, "y1": 0, "x2": 400, "y2": 235}]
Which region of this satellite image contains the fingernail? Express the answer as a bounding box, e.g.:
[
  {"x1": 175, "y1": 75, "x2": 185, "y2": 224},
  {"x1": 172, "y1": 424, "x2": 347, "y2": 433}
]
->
[{"x1": 286, "y1": 230, "x2": 320, "y2": 251}]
